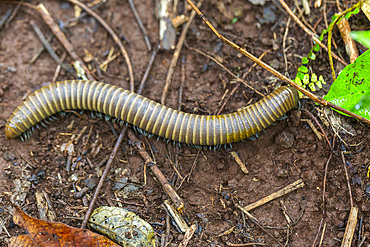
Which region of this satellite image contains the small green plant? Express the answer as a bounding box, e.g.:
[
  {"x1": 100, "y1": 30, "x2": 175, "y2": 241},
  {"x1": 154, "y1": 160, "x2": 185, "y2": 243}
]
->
[{"x1": 294, "y1": 29, "x2": 328, "y2": 96}]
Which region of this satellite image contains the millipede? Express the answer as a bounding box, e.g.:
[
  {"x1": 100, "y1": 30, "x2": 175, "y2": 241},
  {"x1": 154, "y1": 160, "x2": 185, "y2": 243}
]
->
[{"x1": 5, "y1": 80, "x2": 299, "y2": 146}]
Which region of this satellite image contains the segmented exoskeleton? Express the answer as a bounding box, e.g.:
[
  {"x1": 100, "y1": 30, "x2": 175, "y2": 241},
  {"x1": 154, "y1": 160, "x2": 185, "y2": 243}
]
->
[{"x1": 5, "y1": 80, "x2": 299, "y2": 145}]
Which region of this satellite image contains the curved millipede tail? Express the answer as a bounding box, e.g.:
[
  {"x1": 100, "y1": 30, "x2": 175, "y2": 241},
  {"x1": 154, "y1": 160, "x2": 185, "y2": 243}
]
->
[{"x1": 5, "y1": 80, "x2": 299, "y2": 145}]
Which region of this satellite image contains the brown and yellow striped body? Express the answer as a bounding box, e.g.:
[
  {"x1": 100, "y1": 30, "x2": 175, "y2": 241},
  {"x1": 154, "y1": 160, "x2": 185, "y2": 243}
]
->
[{"x1": 5, "y1": 80, "x2": 299, "y2": 145}]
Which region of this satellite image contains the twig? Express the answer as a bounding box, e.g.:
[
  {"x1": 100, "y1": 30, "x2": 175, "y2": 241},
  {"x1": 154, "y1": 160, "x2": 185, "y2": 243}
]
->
[
  {"x1": 217, "y1": 83, "x2": 241, "y2": 115},
  {"x1": 137, "y1": 43, "x2": 159, "y2": 94},
  {"x1": 341, "y1": 152, "x2": 353, "y2": 208},
  {"x1": 164, "y1": 199, "x2": 188, "y2": 232},
  {"x1": 185, "y1": 0, "x2": 370, "y2": 125},
  {"x1": 5, "y1": 0, "x2": 22, "y2": 26},
  {"x1": 31, "y1": 22, "x2": 75, "y2": 76},
  {"x1": 29, "y1": 33, "x2": 53, "y2": 64},
  {"x1": 161, "y1": 0, "x2": 202, "y2": 105},
  {"x1": 230, "y1": 151, "x2": 248, "y2": 174},
  {"x1": 186, "y1": 150, "x2": 200, "y2": 183},
  {"x1": 302, "y1": 109, "x2": 333, "y2": 152},
  {"x1": 0, "y1": 9, "x2": 12, "y2": 30},
  {"x1": 128, "y1": 0, "x2": 152, "y2": 51},
  {"x1": 318, "y1": 222, "x2": 327, "y2": 247},
  {"x1": 312, "y1": 218, "x2": 324, "y2": 247},
  {"x1": 66, "y1": 0, "x2": 135, "y2": 90},
  {"x1": 278, "y1": 0, "x2": 347, "y2": 66},
  {"x1": 52, "y1": 52, "x2": 67, "y2": 83},
  {"x1": 337, "y1": 18, "x2": 359, "y2": 63},
  {"x1": 226, "y1": 242, "x2": 267, "y2": 246},
  {"x1": 243, "y1": 179, "x2": 305, "y2": 212},
  {"x1": 36, "y1": 4, "x2": 95, "y2": 81},
  {"x1": 127, "y1": 130, "x2": 185, "y2": 211},
  {"x1": 80, "y1": 124, "x2": 126, "y2": 228},
  {"x1": 237, "y1": 205, "x2": 283, "y2": 246},
  {"x1": 322, "y1": 153, "x2": 332, "y2": 214},
  {"x1": 341, "y1": 207, "x2": 358, "y2": 247},
  {"x1": 178, "y1": 224, "x2": 197, "y2": 247},
  {"x1": 282, "y1": 17, "x2": 291, "y2": 75}
]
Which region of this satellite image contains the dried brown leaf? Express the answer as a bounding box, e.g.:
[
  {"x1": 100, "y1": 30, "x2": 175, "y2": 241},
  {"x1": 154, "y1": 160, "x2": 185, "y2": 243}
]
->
[{"x1": 8, "y1": 206, "x2": 120, "y2": 247}]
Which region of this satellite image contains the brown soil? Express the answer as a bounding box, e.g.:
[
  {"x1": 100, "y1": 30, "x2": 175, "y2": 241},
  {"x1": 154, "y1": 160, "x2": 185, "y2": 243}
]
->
[{"x1": 0, "y1": 0, "x2": 369, "y2": 246}]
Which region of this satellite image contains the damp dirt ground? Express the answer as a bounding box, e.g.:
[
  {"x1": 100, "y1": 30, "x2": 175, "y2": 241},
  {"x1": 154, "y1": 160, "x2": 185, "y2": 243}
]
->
[{"x1": 0, "y1": 0, "x2": 369, "y2": 246}]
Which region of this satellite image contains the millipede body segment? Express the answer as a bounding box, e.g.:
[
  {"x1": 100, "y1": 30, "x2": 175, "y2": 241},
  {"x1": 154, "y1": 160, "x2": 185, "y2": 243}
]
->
[{"x1": 5, "y1": 80, "x2": 299, "y2": 145}]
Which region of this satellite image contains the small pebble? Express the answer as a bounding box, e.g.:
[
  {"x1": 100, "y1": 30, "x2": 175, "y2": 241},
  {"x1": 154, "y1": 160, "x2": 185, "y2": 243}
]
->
[
  {"x1": 75, "y1": 187, "x2": 89, "y2": 198},
  {"x1": 275, "y1": 131, "x2": 295, "y2": 148},
  {"x1": 37, "y1": 170, "x2": 45, "y2": 179},
  {"x1": 365, "y1": 185, "x2": 370, "y2": 197},
  {"x1": 28, "y1": 174, "x2": 38, "y2": 183},
  {"x1": 6, "y1": 66, "x2": 17, "y2": 72},
  {"x1": 84, "y1": 176, "x2": 97, "y2": 189},
  {"x1": 68, "y1": 173, "x2": 78, "y2": 182},
  {"x1": 276, "y1": 167, "x2": 289, "y2": 178},
  {"x1": 3, "y1": 150, "x2": 16, "y2": 161}
]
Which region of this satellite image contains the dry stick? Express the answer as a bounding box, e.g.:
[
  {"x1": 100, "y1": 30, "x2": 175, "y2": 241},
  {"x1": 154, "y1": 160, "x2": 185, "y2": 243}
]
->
[
  {"x1": 66, "y1": 0, "x2": 135, "y2": 89},
  {"x1": 80, "y1": 128, "x2": 126, "y2": 228},
  {"x1": 226, "y1": 242, "x2": 267, "y2": 246},
  {"x1": 340, "y1": 152, "x2": 353, "y2": 208},
  {"x1": 282, "y1": 17, "x2": 291, "y2": 75},
  {"x1": 0, "y1": 9, "x2": 12, "y2": 29},
  {"x1": 189, "y1": 46, "x2": 264, "y2": 98},
  {"x1": 36, "y1": 4, "x2": 94, "y2": 81},
  {"x1": 178, "y1": 224, "x2": 197, "y2": 247},
  {"x1": 278, "y1": 0, "x2": 347, "y2": 67},
  {"x1": 0, "y1": 1, "x2": 37, "y2": 10},
  {"x1": 337, "y1": 18, "x2": 359, "y2": 63},
  {"x1": 128, "y1": 0, "x2": 152, "y2": 51},
  {"x1": 4, "y1": 0, "x2": 22, "y2": 28},
  {"x1": 322, "y1": 153, "x2": 332, "y2": 213},
  {"x1": 185, "y1": 0, "x2": 370, "y2": 125},
  {"x1": 127, "y1": 130, "x2": 185, "y2": 211},
  {"x1": 52, "y1": 52, "x2": 67, "y2": 83},
  {"x1": 243, "y1": 179, "x2": 305, "y2": 212},
  {"x1": 318, "y1": 222, "x2": 327, "y2": 247},
  {"x1": 302, "y1": 109, "x2": 333, "y2": 152},
  {"x1": 30, "y1": 33, "x2": 53, "y2": 64},
  {"x1": 161, "y1": 0, "x2": 202, "y2": 105},
  {"x1": 217, "y1": 83, "x2": 241, "y2": 115},
  {"x1": 237, "y1": 205, "x2": 283, "y2": 246},
  {"x1": 341, "y1": 207, "x2": 358, "y2": 247},
  {"x1": 137, "y1": 43, "x2": 159, "y2": 94},
  {"x1": 312, "y1": 218, "x2": 324, "y2": 247},
  {"x1": 31, "y1": 22, "x2": 75, "y2": 76},
  {"x1": 327, "y1": 1, "x2": 362, "y2": 81}
]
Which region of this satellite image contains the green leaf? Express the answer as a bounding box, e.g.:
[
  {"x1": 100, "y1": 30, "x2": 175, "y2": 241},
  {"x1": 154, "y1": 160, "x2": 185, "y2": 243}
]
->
[
  {"x1": 311, "y1": 73, "x2": 318, "y2": 82},
  {"x1": 309, "y1": 83, "x2": 316, "y2": 91},
  {"x1": 308, "y1": 51, "x2": 316, "y2": 60},
  {"x1": 323, "y1": 49, "x2": 370, "y2": 120},
  {"x1": 303, "y1": 74, "x2": 310, "y2": 85},
  {"x1": 350, "y1": 31, "x2": 370, "y2": 48},
  {"x1": 298, "y1": 65, "x2": 308, "y2": 73},
  {"x1": 296, "y1": 72, "x2": 305, "y2": 80},
  {"x1": 295, "y1": 77, "x2": 303, "y2": 86},
  {"x1": 302, "y1": 57, "x2": 309, "y2": 64}
]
